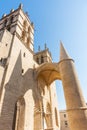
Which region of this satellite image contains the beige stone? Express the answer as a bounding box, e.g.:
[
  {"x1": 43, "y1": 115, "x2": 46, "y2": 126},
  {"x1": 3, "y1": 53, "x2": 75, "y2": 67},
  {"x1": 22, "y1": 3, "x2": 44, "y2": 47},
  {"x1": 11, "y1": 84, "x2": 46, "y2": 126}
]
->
[{"x1": 0, "y1": 4, "x2": 87, "y2": 130}]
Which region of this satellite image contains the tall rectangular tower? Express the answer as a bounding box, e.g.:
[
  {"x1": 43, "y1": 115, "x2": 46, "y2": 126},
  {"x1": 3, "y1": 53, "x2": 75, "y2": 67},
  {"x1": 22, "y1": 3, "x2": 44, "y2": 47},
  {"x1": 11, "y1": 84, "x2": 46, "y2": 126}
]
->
[
  {"x1": 0, "y1": 4, "x2": 34, "y2": 52},
  {"x1": 0, "y1": 4, "x2": 60, "y2": 130}
]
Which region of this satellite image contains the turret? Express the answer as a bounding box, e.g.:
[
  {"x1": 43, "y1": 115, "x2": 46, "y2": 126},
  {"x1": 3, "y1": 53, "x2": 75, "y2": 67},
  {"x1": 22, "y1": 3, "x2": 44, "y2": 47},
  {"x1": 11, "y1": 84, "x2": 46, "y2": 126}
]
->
[{"x1": 59, "y1": 42, "x2": 87, "y2": 130}]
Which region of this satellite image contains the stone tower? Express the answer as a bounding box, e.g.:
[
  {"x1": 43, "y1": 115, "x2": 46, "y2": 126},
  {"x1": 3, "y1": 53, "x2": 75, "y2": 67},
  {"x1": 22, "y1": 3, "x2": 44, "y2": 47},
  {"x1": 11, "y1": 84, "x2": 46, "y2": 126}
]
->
[
  {"x1": 59, "y1": 43, "x2": 87, "y2": 130},
  {"x1": 0, "y1": 4, "x2": 87, "y2": 130},
  {"x1": 0, "y1": 4, "x2": 60, "y2": 130}
]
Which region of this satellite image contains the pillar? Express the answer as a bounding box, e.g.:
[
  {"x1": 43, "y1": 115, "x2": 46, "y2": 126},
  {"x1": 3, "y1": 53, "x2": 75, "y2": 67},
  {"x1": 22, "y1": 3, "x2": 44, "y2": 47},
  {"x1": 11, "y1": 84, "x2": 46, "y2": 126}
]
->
[{"x1": 59, "y1": 43, "x2": 87, "y2": 130}]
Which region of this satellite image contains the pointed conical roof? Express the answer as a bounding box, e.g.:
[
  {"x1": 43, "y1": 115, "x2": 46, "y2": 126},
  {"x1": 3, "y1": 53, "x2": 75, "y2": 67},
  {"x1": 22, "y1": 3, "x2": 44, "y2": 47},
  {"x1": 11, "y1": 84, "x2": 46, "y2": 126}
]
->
[{"x1": 60, "y1": 41, "x2": 71, "y2": 61}]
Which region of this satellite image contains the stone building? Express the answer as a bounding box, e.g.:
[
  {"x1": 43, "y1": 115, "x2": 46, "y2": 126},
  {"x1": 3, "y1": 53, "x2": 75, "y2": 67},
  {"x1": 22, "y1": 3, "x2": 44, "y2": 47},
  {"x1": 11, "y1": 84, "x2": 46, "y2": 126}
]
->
[
  {"x1": 59, "y1": 110, "x2": 70, "y2": 130},
  {"x1": 0, "y1": 3, "x2": 87, "y2": 130},
  {"x1": 60, "y1": 103, "x2": 87, "y2": 130},
  {"x1": 0, "y1": 4, "x2": 59, "y2": 130}
]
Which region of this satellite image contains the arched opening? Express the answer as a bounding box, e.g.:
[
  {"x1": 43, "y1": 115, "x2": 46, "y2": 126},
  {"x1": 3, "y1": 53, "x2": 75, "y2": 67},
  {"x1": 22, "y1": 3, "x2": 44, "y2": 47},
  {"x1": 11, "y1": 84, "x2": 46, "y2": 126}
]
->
[
  {"x1": 55, "y1": 80, "x2": 66, "y2": 110},
  {"x1": 15, "y1": 97, "x2": 25, "y2": 130},
  {"x1": 36, "y1": 62, "x2": 65, "y2": 130},
  {"x1": 41, "y1": 55, "x2": 44, "y2": 63},
  {"x1": 36, "y1": 62, "x2": 61, "y2": 85}
]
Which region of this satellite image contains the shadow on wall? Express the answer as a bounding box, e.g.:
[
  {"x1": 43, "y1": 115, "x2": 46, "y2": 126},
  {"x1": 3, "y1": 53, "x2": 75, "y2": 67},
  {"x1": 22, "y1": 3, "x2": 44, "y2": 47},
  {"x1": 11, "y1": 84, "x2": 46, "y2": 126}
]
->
[
  {"x1": 0, "y1": 51, "x2": 60, "y2": 130},
  {"x1": 0, "y1": 51, "x2": 40, "y2": 130}
]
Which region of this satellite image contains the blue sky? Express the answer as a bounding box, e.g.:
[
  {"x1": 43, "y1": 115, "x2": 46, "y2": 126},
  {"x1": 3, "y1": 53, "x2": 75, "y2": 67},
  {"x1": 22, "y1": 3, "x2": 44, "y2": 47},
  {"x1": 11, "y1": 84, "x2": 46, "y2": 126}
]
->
[{"x1": 0, "y1": 0, "x2": 87, "y2": 109}]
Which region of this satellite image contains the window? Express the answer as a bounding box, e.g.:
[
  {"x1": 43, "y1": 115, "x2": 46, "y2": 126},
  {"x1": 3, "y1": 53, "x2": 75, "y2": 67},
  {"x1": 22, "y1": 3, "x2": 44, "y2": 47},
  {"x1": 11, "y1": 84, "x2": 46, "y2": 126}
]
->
[
  {"x1": 41, "y1": 55, "x2": 44, "y2": 63},
  {"x1": 23, "y1": 53, "x2": 26, "y2": 57},
  {"x1": 28, "y1": 26, "x2": 31, "y2": 33},
  {"x1": 65, "y1": 121, "x2": 68, "y2": 127},
  {"x1": 64, "y1": 114, "x2": 66, "y2": 118},
  {"x1": 22, "y1": 69, "x2": 24, "y2": 73},
  {"x1": 0, "y1": 58, "x2": 7, "y2": 66}
]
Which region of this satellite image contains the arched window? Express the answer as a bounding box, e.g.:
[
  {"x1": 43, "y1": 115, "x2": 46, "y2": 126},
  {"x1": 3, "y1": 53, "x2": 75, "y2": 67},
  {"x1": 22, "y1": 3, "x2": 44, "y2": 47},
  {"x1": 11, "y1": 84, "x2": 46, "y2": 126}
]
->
[
  {"x1": 41, "y1": 55, "x2": 44, "y2": 63},
  {"x1": 37, "y1": 57, "x2": 39, "y2": 64},
  {"x1": 55, "y1": 108, "x2": 58, "y2": 126}
]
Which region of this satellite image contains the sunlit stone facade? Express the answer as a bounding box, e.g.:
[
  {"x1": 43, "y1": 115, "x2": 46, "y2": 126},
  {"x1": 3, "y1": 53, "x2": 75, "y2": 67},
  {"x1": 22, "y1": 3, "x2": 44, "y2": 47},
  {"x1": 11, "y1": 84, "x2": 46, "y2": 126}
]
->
[
  {"x1": 0, "y1": 4, "x2": 59, "y2": 130},
  {"x1": 0, "y1": 4, "x2": 87, "y2": 130}
]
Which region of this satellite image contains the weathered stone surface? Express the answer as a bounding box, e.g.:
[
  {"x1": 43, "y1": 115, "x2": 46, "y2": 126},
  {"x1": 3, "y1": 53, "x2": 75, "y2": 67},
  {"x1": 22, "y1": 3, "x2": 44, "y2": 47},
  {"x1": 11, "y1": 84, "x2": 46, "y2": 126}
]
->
[
  {"x1": 0, "y1": 5, "x2": 60, "y2": 130},
  {"x1": 0, "y1": 4, "x2": 87, "y2": 130}
]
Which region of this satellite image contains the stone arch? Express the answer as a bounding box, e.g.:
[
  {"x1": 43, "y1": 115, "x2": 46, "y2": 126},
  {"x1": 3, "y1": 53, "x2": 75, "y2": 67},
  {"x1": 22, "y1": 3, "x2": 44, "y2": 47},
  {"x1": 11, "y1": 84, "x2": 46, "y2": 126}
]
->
[
  {"x1": 36, "y1": 62, "x2": 61, "y2": 85},
  {"x1": 35, "y1": 42, "x2": 87, "y2": 130}
]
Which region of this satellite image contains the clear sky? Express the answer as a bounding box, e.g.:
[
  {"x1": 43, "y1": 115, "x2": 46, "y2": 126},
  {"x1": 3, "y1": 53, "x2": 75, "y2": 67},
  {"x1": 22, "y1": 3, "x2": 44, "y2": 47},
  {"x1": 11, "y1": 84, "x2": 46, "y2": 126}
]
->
[{"x1": 0, "y1": 0, "x2": 87, "y2": 110}]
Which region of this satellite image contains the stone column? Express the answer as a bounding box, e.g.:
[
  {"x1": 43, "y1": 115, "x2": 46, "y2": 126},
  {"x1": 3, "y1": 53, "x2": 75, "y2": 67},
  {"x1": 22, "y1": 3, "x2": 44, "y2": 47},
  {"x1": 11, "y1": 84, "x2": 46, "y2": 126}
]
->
[{"x1": 59, "y1": 43, "x2": 87, "y2": 130}]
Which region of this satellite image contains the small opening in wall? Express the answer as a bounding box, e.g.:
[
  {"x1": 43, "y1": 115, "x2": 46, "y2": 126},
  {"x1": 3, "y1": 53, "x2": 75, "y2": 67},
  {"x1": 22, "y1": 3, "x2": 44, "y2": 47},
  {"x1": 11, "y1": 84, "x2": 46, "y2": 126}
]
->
[
  {"x1": 7, "y1": 26, "x2": 10, "y2": 32},
  {"x1": 64, "y1": 114, "x2": 66, "y2": 118},
  {"x1": 65, "y1": 121, "x2": 68, "y2": 127},
  {"x1": 41, "y1": 55, "x2": 44, "y2": 63},
  {"x1": 28, "y1": 26, "x2": 31, "y2": 33},
  {"x1": 23, "y1": 53, "x2": 26, "y2": 57},
  {"x1": 5, "y1": 44, "x2": 8, "y2": 46},
  {"x1": 22, "y1": 69, "x2": 24, "y2": 73}
]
